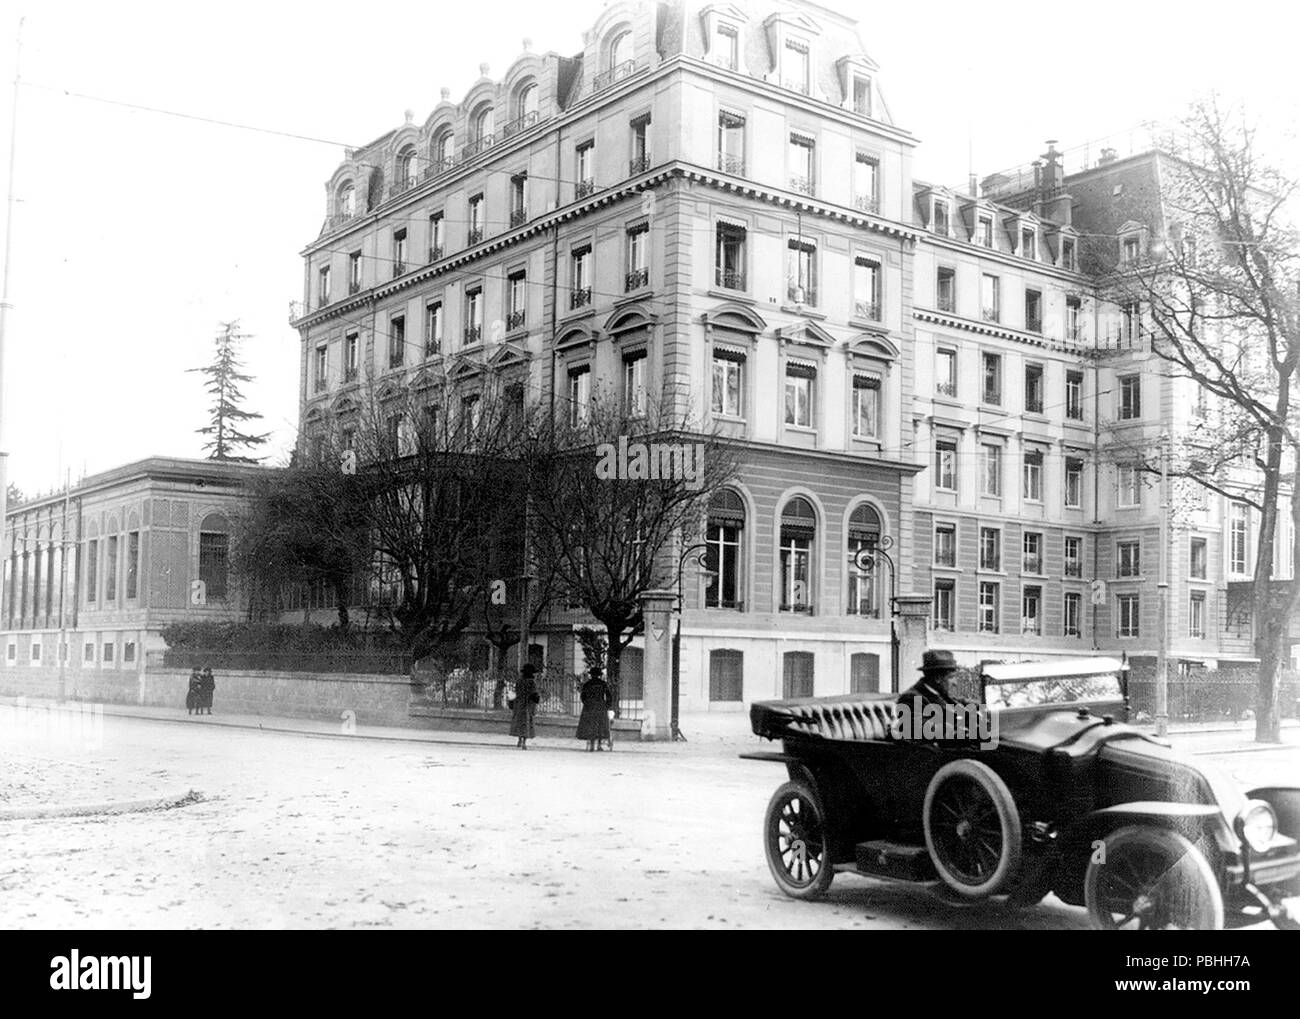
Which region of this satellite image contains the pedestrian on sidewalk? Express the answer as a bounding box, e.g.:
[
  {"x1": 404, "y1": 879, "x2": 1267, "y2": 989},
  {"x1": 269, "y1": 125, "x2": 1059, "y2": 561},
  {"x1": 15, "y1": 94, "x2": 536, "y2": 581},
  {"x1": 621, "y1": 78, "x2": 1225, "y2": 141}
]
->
[
  {"x1": 576, "y1": 666, "x2": 612, "y2": 752},
  {"x1": 509, "y1": 663, "x2": 541, "y2": 749},
  {"x1": 199, "y1": 666, "x2": 216, "y2": 715},
  {"x1": 186, "y1": 668, "x2": 202, "y2": 716}
]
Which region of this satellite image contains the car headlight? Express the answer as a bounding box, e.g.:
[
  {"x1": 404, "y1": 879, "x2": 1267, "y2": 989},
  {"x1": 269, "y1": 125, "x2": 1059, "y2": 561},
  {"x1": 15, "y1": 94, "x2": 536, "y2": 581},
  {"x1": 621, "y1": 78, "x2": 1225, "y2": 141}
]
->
[{"x1": 1238, "y1": 800, "x2": 1278, "y2": 853}]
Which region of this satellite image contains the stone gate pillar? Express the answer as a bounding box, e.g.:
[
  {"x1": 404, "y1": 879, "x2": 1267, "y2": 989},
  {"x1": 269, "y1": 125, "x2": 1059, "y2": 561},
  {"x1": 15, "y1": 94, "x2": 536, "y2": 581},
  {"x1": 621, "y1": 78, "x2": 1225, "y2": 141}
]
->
[
  {"x1": 893, "y1": 594, "x2": 933, "y2": 693},
  {"x1": 638, "y1": 589, "x2": 676, "y2": 741}
]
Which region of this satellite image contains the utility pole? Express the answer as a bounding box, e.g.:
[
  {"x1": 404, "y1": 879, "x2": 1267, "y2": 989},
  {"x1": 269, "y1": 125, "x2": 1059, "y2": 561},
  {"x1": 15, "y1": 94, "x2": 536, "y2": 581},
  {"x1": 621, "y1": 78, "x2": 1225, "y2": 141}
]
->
[
  {"x1": 1156, "y1": 431, "x2": 1171, "y2": 737},
  {"x1": 0, "y1": 19, "x2": 24, "y2": 630}
]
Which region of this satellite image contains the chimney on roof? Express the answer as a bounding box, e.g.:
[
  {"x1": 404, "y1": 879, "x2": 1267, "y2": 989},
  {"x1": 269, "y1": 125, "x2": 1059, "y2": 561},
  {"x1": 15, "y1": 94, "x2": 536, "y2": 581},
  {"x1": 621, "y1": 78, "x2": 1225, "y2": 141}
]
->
[
  {"x1": 968, "y1": 173, "x2": 978, "y2": 197},
  {"x1": 1041, "y1": 140, "x2": 1063, "y2": 192},
  {"x1": 1098, "y1": 147, "x2": 1118, "y2": 166}
]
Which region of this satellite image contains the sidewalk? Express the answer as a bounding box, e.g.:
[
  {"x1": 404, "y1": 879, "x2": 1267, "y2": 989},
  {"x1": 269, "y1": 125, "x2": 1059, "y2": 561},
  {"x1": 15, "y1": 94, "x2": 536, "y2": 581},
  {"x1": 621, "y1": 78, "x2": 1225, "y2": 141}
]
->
[{"x1": 3, "y1": 693, "x2": 1294, "y2": 758}]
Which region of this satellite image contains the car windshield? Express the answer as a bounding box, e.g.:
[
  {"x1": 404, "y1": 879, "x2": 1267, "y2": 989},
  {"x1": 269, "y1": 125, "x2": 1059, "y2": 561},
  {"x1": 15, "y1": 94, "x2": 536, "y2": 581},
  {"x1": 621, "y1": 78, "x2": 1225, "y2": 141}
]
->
[{"x1": 984, "y1": 672, "x2": 1125, "y2": 710}]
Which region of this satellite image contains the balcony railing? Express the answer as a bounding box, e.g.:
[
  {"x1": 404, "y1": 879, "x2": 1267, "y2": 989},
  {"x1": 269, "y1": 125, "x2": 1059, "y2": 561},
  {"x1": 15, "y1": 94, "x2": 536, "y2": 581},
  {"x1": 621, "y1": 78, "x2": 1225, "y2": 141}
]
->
[
  {"x1": 575, "y1": 178, "x2": 596, "y2": 199},
  {"x1": 388, "y1": 176, "x2": 418, "y2": 198},
  {"x1": 392, "y1": 262, "x2": 406, "y2": 278},
  {"x1": 982, "y1": 307, "x2": 1000, "y2": 323},
  {"x1": 787, "y1": 283, "x2": 817, "y2": 306},
  {"x1": 348, "y1": 280, "x2": 362, "y2": 295},
  {"x1": 467, "y1": 227, "x2": 484, "y2": 245},
  {"x1": 313, "y1": 378, "x2": 327, "y2": 393},
  {"x1": 388, "y1": 352, "x2": 404, "y2": 369},
  {"x1": 629, "y1": 154, "x2": 651, "y2": 177},
  {"x1": 715, "y1": 268, "x2": 745, "y2": 290},
  {"x1": 328, "y1": 210, "x2": 359, "y2": 230},
  {"x1": 509, "y1": 208, "x2": 528, "y2": 228},
  {"x1": 461, "y1": 134, "x2": 495, "y2": 160},
  {"x1": 428, "y1": 244, "x2": 443, "y2": 262},
  {"x1": 1065, "y1": 561, "x2": 1082, "y2": 578},
  {"x1": 423, "y1": 156, "x2": 455, "y2": 180},
  {"x1": 717, "y1": 153, "x2": 745, "y2": 175},
  {"x1": 1026, "y1": 317, "x2": 1043, "y2": 334},
  {"x1": 570, "y1": 287, "x2": 593, "y2": 310},
  {"x1": 854, "y1": 194, "x2": 880, "y2": 214},
  {"x1": 937, "y1": 294, "x2": 956, "y2": 313},
  {"x1": 1021, "y1": 620, "x2": 1042, "y2": 636},
  {"x1": 936, "y1": 380, "x2": 957, "y2": 397},
  {"x1": 501, "y1": 110, "x2": 541, "y2": 139},
  {"x1": 854, "y1": 300, "x2": 881, "y2": 322},
  {"x1": 289, "y1": 300, "x2": 307, "y2": 322},
  {"x1": 506, "y1": 310, "x2": 526, "y2": 332},
  {"x1": 1023, "y1": 556, "x2": 1042, "y2": 575},
  {"x1": 344, "y1": 366, "x2": 358, "y2": 383},
  {"x1": 789, "y1": 174, "x2": 814, "y2": 196},
  {"x1": 316, "y1": 294, "x2": 331, "y2": 309},
  {"x1": 463, "y1": 325, "x2": 482, "y2": 346},
  {"x1": 625, "y1": 268, "x2": 649, "y2": 292},
  {"x1": 591, "y1": 59, "x2": 637, "y2": 93}
]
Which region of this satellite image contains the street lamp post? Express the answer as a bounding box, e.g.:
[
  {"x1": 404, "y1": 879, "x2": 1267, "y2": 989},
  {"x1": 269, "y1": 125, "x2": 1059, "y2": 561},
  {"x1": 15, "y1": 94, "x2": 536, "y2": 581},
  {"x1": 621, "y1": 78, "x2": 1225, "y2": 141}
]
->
[
  {"x1": 672, "y1": 540, "x2": 710, "y2": 743},
  {"x1": 1156, "y1": 431, "x2": 1171, "y2": 737},
  {"x1": 853, "y1": 534, "x2": 900, "y2": 691}
]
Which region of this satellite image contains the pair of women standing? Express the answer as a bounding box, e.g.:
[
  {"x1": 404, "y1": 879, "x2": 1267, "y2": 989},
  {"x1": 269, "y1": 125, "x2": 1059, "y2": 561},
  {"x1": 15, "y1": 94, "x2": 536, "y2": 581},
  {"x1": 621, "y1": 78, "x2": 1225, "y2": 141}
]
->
[{"x1": 186, "y1": 667, "x2": 215, "y2": 715}]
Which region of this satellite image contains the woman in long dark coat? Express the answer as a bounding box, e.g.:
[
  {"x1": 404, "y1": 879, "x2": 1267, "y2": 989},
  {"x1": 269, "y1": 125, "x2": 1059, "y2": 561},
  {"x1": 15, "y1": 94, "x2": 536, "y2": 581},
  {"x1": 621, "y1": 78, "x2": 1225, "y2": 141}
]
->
[
  {"x1": 575, "y1": 667, "x2": 612, "y2": 752},
  {"x1": 509, "y1": 664, "x2": 541, "y2": 749},
  {"x1": 186, "y1": 668, "x2": 202, "y2": 715},
  {"x1": 199, "y1": 666, "x2": 216, "y2": 715}
]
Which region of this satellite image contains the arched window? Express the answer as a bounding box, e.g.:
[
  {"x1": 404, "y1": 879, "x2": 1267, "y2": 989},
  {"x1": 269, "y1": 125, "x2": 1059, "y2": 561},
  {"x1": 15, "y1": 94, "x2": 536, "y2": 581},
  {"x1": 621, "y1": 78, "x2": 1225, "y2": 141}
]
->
[
  {"x1": 518, "y1": 82, "x2": 539, "y2": 121},
  {"x1": 473, "y1": 105, "x2": 494, "y2": 145},
  {"x1": 396, "y1": 145, "x2": 417, "y2": 187},
  {"x1": 705, "y1": 488, "x2": 745, "y2": 609},
  {"x1": 779, "y1": 497, "x2": 815, "y2": 612},
  {"x1": 609, "y1": 28, "x2": 633, "y2": 69},
  {"x1": 847, "y1": 503, "x2": 881, "y2": 617},
  {"x1": 337, "y1": 182, "x2": 356, "y2": 218},
  {"x1": 198, "y1": 513, "x2": 230, "y2": 602},
  {"x1": 432, "y1": 129, "x2": 455, "y2": 172}
]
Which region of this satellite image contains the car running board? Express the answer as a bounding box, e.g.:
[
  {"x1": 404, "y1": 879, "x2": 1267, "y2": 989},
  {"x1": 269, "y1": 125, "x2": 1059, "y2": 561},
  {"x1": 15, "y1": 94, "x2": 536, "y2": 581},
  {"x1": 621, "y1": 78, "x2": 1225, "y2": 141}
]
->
[{"x1": 852, "y1": 840, "x2": 938, "y2": 883}]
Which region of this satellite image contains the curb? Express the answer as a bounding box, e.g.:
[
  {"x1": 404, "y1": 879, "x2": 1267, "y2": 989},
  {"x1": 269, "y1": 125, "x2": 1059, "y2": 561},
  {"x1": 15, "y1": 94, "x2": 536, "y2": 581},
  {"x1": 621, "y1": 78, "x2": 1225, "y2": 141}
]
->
[{"x1": 0, "y1": 789, "x2": 205, "y2": 822}]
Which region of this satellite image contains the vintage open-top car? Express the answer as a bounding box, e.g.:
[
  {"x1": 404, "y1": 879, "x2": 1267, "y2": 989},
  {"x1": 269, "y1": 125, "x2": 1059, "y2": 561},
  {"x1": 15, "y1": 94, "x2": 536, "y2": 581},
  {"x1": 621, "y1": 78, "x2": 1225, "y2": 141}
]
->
[{"x1": 742, "y1": 656, "x2": 1300, "y2": 929}]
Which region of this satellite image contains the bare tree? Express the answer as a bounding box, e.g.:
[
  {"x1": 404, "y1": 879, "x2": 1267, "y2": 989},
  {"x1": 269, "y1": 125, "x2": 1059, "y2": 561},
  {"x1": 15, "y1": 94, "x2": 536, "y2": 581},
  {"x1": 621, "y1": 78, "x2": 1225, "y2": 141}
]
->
[
  {"x1": 1101, "y1": 96, "x2": 1299, "y2": 741},
  {"x1": 524, "y1": 386, "x2": 736, "y2": 711},
  {"x1": 348, "y1": 371, "x2": 530, "y2": 662}
]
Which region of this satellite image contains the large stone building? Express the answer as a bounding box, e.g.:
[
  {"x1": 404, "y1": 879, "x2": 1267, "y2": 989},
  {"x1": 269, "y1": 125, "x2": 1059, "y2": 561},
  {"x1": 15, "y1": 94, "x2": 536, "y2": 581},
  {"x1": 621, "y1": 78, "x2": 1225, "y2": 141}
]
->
[{"x1": 289, "y1": 0, "x2": 1294, "y2": 712}]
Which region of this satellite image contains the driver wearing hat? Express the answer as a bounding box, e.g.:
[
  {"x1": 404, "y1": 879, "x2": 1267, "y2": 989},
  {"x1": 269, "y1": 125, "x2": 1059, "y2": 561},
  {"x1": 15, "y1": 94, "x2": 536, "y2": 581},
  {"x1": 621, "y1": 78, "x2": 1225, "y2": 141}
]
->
[{"x1": 896, "y1": 649, "x2": 964, "y2": 710}]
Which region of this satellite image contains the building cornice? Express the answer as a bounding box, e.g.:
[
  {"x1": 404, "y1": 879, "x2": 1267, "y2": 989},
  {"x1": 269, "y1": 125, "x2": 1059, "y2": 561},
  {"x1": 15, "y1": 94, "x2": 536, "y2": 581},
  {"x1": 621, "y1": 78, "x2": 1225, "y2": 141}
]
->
[{"x1": 914, "y1": 308, "x2": 1092, "y2": 355}]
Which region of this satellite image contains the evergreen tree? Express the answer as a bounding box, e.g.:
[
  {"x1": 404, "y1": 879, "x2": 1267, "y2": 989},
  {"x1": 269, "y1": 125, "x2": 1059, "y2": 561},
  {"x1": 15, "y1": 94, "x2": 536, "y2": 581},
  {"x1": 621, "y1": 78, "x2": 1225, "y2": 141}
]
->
[{"x1": 189, "y1": 321, "x2": 270, "y2": 463}]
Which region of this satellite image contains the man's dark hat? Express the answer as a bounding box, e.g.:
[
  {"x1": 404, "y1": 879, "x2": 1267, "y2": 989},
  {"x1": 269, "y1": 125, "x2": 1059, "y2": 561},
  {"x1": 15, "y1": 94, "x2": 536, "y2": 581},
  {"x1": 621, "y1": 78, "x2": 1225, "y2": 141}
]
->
[
  {"x1": 919, "y1": 649, "x2": 958, "y2": 674},
  {"x1": 520, "y1": 664, "x2": 538, "y2": 676}
]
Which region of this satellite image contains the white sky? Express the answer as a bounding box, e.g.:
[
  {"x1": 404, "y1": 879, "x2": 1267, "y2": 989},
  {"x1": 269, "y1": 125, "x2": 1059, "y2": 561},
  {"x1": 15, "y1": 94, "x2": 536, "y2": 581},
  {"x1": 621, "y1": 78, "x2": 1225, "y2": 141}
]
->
[{"x1": 0, "y1": 0, "x2": 1295, "y2": 497}]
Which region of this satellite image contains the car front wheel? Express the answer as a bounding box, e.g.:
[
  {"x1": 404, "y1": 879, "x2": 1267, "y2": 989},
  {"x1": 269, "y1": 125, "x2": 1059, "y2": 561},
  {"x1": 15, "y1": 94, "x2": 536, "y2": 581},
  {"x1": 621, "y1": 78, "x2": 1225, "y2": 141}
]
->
[
  {"x1": 764, "y1": 781, "x2": 835, "y2": 900},
  {"x1": 923, "y1": 759, "x2": 1023, "y2": 899},
  {"x1": 1084, "y1": 825, "x2": 1225, "y2": 930}
]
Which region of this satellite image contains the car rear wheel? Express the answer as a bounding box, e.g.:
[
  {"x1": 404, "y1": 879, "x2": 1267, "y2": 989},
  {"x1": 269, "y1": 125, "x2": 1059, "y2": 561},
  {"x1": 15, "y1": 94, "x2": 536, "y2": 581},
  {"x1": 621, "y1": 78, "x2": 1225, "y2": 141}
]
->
[
  {"x1": 764, "y1": 781, "x2": 835, "y2": 900},
  {"x1": 923, "y1": 759, "x2": 1023, "y2": 899},
  {"x1": 1084, "y1": 825, "x2": 1225, "y2": 930}
]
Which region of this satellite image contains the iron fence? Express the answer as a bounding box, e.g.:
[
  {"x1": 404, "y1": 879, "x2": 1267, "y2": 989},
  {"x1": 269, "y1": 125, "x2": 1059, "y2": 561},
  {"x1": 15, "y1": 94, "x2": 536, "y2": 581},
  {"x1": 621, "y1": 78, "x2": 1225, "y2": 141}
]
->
[{"x1": 158, "y1": 647, "x2": 413, "y2": 675}]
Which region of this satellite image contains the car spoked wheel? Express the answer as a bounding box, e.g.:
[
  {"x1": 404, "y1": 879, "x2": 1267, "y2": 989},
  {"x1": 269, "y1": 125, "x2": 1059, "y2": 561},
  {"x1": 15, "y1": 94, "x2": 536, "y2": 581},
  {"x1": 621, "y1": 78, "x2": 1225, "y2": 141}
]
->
[
  {"x1": 764, "y1": 781, "x2": 834, "y2": 900},
  {"x1": 923, "y1": 759, "x2": 1022, "y2": 899},
  {"x1": 1084, "y1": 825, "x2": 1224, "y2": 930}
]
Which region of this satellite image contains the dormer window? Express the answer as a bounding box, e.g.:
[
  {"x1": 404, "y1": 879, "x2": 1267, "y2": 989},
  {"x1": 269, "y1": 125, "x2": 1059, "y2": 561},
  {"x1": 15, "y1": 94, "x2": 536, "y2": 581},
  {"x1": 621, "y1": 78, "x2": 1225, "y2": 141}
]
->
[
  {"x1": 610, "y1": 28, "x2": 634, "y2": 70},
  {"x1": 1061, "y1": 236, "x2": 1077, "y2": 271},
  {"x1": 518, "y1": 83, "x2": 539, "y2": 120},
  {"x1": 783, "y1": 39, "x2": 810, "y2": 94},
  {"x1": 932, "y1": 199, "x2": 950, "y2": 237},
  {"x1": 473, "y1": 106, "x2": 494, "y2": 146},
  {"x1": 338, "y1": 182, "x2": 356, "y2": 219},
  {"x1": 1122, "y1": 234, "x2": 1141, "y2": 264},
  {"x1": 1020, "y1": 227, "x2": 1037, "y2": 260},
  {"x1": 978, "y1": 214, "x2": 994, "y2": 248},
  {"x1": 714, "y1": 23, "x2": 739, "y2": 70},
  {"x1": 852, "y1": 75, "x2": 872, "y2": 117},
  {"x1": 432, "y1": 129, "x2": 455, "y2": 173}
]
